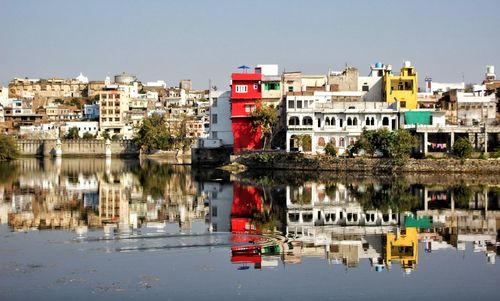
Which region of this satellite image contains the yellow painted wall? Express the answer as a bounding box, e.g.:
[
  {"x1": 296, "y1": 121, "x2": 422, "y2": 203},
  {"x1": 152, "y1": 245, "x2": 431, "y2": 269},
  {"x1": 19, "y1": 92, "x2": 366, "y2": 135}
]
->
[
  {"x1": 384, "y1": 66, "x2": 418, "y2": 109},
  {"x1": 386, "y1": 227, "x2": 418, "y2": 271}
]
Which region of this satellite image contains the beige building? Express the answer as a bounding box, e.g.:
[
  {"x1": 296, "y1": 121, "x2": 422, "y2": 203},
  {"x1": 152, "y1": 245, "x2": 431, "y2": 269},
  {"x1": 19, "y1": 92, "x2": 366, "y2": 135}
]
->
[{"x1": 99, "y1": 89, "x2": 130, "y2": 137}]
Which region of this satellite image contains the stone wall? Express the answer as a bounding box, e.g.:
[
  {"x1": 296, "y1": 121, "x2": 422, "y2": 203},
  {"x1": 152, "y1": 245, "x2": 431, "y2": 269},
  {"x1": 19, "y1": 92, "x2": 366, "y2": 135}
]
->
[
  {"x1": 237, "y1": 153, "x2": 500, "y2": 174},
  {"x1": 17, "y1": 139, "x2": 139, "y2": 157},
  {"x1": 191, "y1": 147, "x2": 232, "y2": 166}
]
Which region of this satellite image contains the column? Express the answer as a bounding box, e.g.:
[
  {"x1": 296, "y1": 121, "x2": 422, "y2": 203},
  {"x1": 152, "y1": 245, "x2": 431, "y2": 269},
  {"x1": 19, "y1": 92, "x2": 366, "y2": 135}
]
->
[
  {"x1": 423, "y1": 132, "x2": 428, "y2": 155},
  {"x1": 484, "y1": 128, "x2": 488, "y2": 154},
  {"x1": 450, "y1": 131, "x2": 455, "y2": 151}
]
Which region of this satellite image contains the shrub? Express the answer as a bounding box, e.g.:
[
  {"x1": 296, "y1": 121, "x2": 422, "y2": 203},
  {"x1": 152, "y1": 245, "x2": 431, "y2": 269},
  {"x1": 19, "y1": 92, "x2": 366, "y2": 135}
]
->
[
  {"x1": 453, "y1": 137, "x2": 473, "y2": 159},
  {"x1": 82, "y1": 132, "x2": 94, "y2": 139},
  {"x1": 65, "y1": 127, "x2": 79, "y2": 139},
  {"x1": 0, "y1": 134, "x2": 19, "y2": 161},
  {"x1": 324, "y1": 141, "x2": 337, "y2": 157}
]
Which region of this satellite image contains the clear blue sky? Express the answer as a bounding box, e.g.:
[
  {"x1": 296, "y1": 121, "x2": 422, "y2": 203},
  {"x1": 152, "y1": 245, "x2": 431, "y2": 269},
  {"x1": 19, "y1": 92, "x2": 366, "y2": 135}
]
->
[{"x1": 1, "y1": 0, "x2": 499, "y2": 89}]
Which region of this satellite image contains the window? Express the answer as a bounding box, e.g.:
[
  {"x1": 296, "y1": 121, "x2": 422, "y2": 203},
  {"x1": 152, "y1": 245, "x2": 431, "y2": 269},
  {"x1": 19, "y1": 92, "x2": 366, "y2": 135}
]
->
[
  {"x1": 347, "y1": 117, "x2": 352, "y2": 126},
  {"x1": 253, "y1": 83, "x2": 258, "y2": 90},
  {"x1": 325, "y1": 117, "x2": 330, "y2": 126},
  {"x1": 212, "y1": 98, "x2": 217, "y2": 107},
  {"x1": 289, "y1": 116, "x2": 300, "y2": 126},
  {"x1": 212, "y1": 114, "x2": 217, "y2": 124},
  {"x1": 296, "y1": 100, "x2": 302, "y2": 109},
  {"x1": 245, "y1": 104, "x2": 256, "y2": 113},
  {"x1": 288, "y1": 86, "x2": 293, "y2": 92},
  {"x1": 212, "y1": 131, "x2": 217, "y2": 139},
  {"x1": 400, "y1": 101, "x2": 406, "y2": 108},
  {"x1": 317, "y1": 118, "x2": 321, "y2": 127},
  {"x1": 382, "y1": 117, "x2": 389, "y2": 126},
  {"x1": 212, "y1": 206, "x2": 217, "y2": 217},
  {"x1": 353, "y1": 117, "x2": 358, "y2": 126},
  {"x1": 235, "y1": 85, "x2": 248, "y2": 93},
  {"x1": 362, "y1": 84, "x2": 369, "y2": 92},
  {"x1": 303, "y1": 116, "x2": 313, "y2": 126},
  {"x1": 288, "y1": 100, "x2": 294, "y2": 109}
]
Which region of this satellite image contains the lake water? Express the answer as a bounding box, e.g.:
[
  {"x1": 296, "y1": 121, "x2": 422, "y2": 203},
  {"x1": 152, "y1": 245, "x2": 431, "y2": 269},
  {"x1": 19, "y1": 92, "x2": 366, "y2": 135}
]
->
[{"x1": 0, "y1": 158, "x2": 499, "y2": 300}]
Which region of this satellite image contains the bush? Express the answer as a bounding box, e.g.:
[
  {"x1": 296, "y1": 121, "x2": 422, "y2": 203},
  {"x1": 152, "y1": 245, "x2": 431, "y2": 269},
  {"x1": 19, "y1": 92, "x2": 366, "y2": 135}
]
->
[
  {"x1": 453, "y1": 137, "x2": 473, "y2": 159},
  {"x1": 324, "y1": 141, "x2": 337, "y2": 157},
  {"x1": 65, "y1": 127, "x2": 79, "y2": 140},
  {"x1": 82, "y1": 132, "x2": 94, "y2": 139},
  {"x1": 0, "y1": 134, "x2": 19, "y2": 161}
]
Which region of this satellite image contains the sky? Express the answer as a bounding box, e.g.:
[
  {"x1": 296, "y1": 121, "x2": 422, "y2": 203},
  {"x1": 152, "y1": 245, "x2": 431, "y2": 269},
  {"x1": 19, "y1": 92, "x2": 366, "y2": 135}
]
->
[{"x1": 1, "y1": 0, "x2": 499, "y2": 89}]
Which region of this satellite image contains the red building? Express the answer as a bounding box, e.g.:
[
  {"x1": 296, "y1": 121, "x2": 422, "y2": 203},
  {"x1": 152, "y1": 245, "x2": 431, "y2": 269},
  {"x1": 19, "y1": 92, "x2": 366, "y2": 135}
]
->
[
  {"x1": 231, "y1": 68, "x2": 262, "y2": 152},
  {"x1": 230, "y1": 183, "x2": 263, "y2": 269}
]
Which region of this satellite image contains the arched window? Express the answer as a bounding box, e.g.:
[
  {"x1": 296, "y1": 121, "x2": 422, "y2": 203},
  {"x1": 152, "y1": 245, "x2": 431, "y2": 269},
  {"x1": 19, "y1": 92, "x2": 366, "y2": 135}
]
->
[
  {"x1": 353, "y1": 117, "x2": 358, "y2": 126},
  {"x1": 371, "y1": 117, "x2": 375, "y2": 125},
  {"x1": 382, "y1": 117, "x2": 389, "y2": 126},
  {"x1": 289, "y1": 116, "x2": 300, "y2": 126},
  {"x1": 330, "y1": 137, "x2": 336, "y2": 146},
  {"x1": 303, "y1": 116, "x2": 313, "y2": 126},
  {"x1": 347, "y1": 117, "x2": 352, "y2": 126},
  {"x1": 365, "y1": 117, "x2": 370, "y2": 126},
  {"x1": 331, "y1": 117, "x2": 336, "y2": 126},
  {"x1": 349, "y1": 138, "x2": 355, "y2": 145},
  {"x1": 339, "y1": 137, "x2": 345, "y2": 147},
  {"x1": 317, "y1": 137, "x2": 325, "y2": 147},
  {"x1": 325, "y1": 117, "x2": 330, "y2": 126}
]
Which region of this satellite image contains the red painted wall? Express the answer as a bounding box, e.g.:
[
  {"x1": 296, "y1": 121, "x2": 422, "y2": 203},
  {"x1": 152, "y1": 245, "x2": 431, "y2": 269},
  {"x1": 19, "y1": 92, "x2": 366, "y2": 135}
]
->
[
  {"x1": 230, "y1": 71, "x2": 263, "y2": 151},
  {"x1": 232, "y1": 119, "x2": 261, "y2": 151}
]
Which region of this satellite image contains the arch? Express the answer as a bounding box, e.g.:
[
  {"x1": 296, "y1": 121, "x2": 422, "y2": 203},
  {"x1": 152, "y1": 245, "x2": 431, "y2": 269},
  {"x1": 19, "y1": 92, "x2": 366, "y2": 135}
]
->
[
  {"x1": 331, "y1": 117, "x2": 336, "y2": 126},
  {"x1": 353, "y1": 117, "x2": 358, "y2": 126},
  {"x1": 382, "y1": 117, "x2": 389, "y2": 126},
  {"x1": 339, "y1": 137, "x2": 345, "y2": 147},
  {"x1": 347, "y1": 117, "x2": 352, "y2": 126},
  {"x1": 302, "y1": 116, "x2": 313, "y2": 126},
  {"x1": 289, "y1": 116, "x2": 300, "y2": 126},
  {"x1": 329, "y1": 137, "x2": 336, "y2": 146},
  {"x1": 371, "y1": 117, "x2": 375, "y2": 125},
  {"x1": 349, "y1": 138, "x2": 355, "y2": 145},
  {"x1": 365, "y1": 116, "x2": 370, "y2": 126},
  {"x1": 325, "y1": 117, "x2": 330, "y2": 126},
  {"x1": 317, "y1": 137, "x2": 326, "y2": 147},
  {"x1": 289, "y1": 134, "x2": 299, "y2": 151}
]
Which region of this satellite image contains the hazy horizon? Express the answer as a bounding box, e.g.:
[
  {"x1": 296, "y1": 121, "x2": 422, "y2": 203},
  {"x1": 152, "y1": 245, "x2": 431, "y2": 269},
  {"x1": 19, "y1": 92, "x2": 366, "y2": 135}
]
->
[{"x1": 1, "y1": 0, "x2": 499, "y2": 90}]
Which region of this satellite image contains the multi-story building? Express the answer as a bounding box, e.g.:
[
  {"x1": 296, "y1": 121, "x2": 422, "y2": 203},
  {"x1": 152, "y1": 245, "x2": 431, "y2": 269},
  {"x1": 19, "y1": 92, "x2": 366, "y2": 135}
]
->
[
  {"x1": 99, "y1": 89, "x2": 130, "y2": 137},
  {"x1": 383, "y1": 61, "x2": 418, "y2": 109},
  {"x1": 231, "y1": 68, "x2": 262, "y2": 152},
  {"x1": 285, "y1": 93, "x2": 399, "y2": 154}
]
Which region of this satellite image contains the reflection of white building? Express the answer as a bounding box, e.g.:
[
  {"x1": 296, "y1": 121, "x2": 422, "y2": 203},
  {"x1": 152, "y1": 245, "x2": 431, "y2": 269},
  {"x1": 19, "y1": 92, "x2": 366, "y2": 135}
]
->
[{"x1": 202, "y1": 182, "x2": 233, "y2": 232}]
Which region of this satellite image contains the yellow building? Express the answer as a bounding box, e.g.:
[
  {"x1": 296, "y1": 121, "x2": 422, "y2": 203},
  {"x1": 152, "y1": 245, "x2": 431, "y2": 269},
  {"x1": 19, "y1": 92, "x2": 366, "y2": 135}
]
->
[
  {"x1": 384, "y1": 61, "x2": 418, "y2": 109},
  {"x1": 386, "y1": 227, "x2": 418, "y2": 273}
]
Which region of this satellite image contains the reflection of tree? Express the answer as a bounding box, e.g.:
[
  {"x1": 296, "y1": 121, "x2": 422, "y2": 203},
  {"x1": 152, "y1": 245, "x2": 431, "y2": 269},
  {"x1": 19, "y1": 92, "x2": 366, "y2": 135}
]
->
[
  {"x1": 452, "y1": 184, "x2": 473, "y2": 208},
  {"x1": 349, "y1": 179, "x2": 418, "y2": 213},
  {"x1": 0, "y1": 162, "x2": 19, "y2": 184},
  {"x1": 131, "y1": 160, "x2": 175, "y2": 199}
]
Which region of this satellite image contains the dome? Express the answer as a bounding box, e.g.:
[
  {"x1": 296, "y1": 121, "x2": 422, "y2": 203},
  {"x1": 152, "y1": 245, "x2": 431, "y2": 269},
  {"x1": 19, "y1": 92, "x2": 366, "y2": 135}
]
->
[{"x1": 75, "y1": 72, "x2": 89, "y2": 83}]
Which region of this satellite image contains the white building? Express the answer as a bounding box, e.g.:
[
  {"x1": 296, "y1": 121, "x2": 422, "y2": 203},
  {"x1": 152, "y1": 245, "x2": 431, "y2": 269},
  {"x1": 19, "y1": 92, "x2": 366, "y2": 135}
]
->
[
  {"x1": 0, "y1": 87, "x2": 9, "y2": 107},
  {"x1": 358, "y1": 62, "x2": 390, "y2": 102},
  {"x1": 202, "y1": 182, "x2": 233, "y2": 232},
  {"x1": 285, "y1": 92, "x2": 399, "y2": 154},
  {"x1": 63, "y1": 121, "x2": 99, "y2": 137},
  {"x1": 198, "y1": 90, "x2": 233, "y2": 148}
]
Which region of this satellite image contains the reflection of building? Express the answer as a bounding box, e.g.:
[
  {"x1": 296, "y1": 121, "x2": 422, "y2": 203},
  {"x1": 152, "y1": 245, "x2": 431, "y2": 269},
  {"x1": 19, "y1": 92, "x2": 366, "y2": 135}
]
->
[{"x1": 386, "y1": 227, "x2": 418, "y2": 273}]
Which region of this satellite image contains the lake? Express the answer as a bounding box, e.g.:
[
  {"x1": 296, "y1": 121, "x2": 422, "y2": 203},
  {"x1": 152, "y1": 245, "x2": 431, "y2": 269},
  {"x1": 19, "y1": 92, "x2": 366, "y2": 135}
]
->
[{"x1": 0, "y1": 158, "x2": 499, "y2": 300}]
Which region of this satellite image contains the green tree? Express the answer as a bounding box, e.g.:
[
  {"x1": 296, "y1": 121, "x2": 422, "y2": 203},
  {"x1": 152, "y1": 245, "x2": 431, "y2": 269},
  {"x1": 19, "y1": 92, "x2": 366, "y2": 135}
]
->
[
  {"x1": 296, "y1": 134, "x2": 312, "y2": 152},
  {"x1": 82, "y1": 131, "x2": 94, "y2": 139},
  {"x1": 65, "y1": 127, "x2": 79, "y2": 139},
  {"x1": 67, "y1": 98, "x2": 83, "y2": 109},
  {"x1": 324, "y1": 141, "x2": 337, "y2": 157},
  {"x1": 251, "y1": 102, "x2": 278, "y2": 149},
  {"x1": 356, "y1": 128, "x2": 392, "y2": 157},
  {"x1": 390, "y1": 129, "x2": 419, "y2": 162},
  {"x1": 101, "y1": 130, "x2": 111, "y2": 140},
  {"x1": 0, "y1": 134, "x2": 19, "y2": 161},
  {"x1": 453, "y1": 137, "x2": 473, "y2": 159},
  {"x1": 133, "y1": 113, "x2": 174, "y2": 152}
]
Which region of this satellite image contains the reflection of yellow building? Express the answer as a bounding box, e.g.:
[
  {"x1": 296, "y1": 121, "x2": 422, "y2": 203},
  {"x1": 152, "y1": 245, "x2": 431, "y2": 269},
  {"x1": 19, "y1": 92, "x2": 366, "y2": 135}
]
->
[
  {"x1": 384, "y1": 62, "x2": 418, "y2": 109},
  {"x1": 386, "y1": 227, "x2": 418, "y2": 272}
]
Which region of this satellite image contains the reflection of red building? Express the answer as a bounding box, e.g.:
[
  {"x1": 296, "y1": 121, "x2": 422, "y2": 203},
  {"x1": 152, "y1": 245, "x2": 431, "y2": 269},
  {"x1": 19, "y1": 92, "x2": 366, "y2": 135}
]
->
[
  {"x1": 231, "y1": 183, "x2": 263, "y2": 269},
  {"x1": 231, "y1": 69, "x2": 262, "y2": 152}
]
